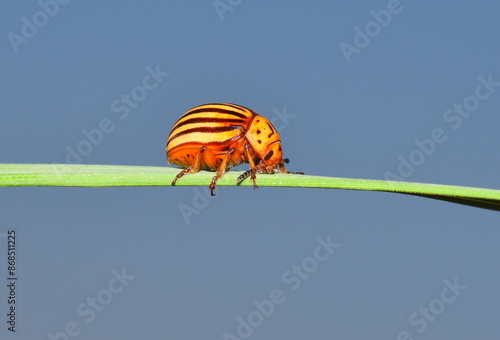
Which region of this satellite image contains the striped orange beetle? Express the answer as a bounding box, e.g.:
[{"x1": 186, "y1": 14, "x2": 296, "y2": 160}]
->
[{"x1": 166, "y1": 103, "x2": 303, "y2": 196}]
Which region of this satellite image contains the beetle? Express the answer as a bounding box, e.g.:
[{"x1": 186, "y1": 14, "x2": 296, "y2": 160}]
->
[{"x1": 166, "y1": 103, "x2": 303, "y2": 196}]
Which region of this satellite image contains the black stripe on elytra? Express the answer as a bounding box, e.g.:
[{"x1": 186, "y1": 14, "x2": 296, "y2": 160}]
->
[
  {"x1": 167, "y1": 134, "x2": 245, "y2": 153},
  {"x1": 173, "y1": 117, "x2": 246, "y2": 130},
  {"x1": 224, "y1": 103, "x2": 245, "y2": 109},
  {"x1": 168, "y1": 125, "x2": 243, "y2": 144},
  {"x1": 180, "y1": 107, "x2": 249, "y2": 121},
  {"x1": 223, "y1": 103, "x2": 257, "y2": 115}
]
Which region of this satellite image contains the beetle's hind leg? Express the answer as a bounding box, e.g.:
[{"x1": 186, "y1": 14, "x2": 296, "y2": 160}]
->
[
  {"x1": 209, "y1": 148, "x2": 235, "y2": 196},
  {"x1": 171, "y1": 146, "x2": 206, "y2": 186},
  {"x1": 172, "y1": 167, "x2": 191, "y2": 186}
]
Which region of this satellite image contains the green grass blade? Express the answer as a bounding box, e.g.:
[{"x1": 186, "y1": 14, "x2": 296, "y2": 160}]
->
[{"x1": 1, "y1": 163, "x2": 499, "y2": 211}]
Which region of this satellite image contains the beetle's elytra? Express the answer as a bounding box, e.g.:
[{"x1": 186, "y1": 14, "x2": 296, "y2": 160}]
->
[{"x1": 166, "y1": 103, "x2": 303, "y2": 196}]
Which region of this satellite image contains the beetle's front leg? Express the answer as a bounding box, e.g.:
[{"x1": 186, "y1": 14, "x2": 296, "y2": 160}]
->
[
  {"x1": 238, "y1": 143, "x2": 258, "y2": 188},
  {"x1": 278, "y1": 158, "x2": 304, "y2": 175}
]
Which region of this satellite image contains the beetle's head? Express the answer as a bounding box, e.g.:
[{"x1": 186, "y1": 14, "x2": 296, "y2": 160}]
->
[
  {"x1": 256, "y1": 140, "x2": 285, "y2": 173},
  {"x1": 245, "y1": 115, "x2": 285, "y2": 173}
]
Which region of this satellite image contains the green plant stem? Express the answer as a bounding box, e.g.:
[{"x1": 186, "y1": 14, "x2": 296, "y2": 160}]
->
[{"x1": 1, "y1": 163, "x2": 499, "y2": 211}]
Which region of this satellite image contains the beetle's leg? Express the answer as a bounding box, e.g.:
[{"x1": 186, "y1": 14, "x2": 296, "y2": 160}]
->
[
  {"x1": 171, "y1": 146, "x2": 206, "y2": 186},
  {"x1": 240, "y1": 143, "x2": 258, "y2": 188},
  {"x1": 171, "y1": 168, "x2": 191, "y2": 186},
  {"x1": 278, "y1": 158, "x2": 304, "y2": 175},
  {"x1": 209, "y1": 148, "x2": 235, "y2": 196},
  {"x1": 236, "y1": 169, "x2": 252, "y2": 183}
]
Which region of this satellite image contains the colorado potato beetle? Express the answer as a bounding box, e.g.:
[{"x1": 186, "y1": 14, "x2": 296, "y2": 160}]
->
[{"x1": 166, "y1": 103, "x2": 303, "y2": 196}]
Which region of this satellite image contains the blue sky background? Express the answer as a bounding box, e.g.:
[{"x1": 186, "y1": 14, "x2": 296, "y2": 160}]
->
[{"x1": 1, "y1": 0, "x2": 500, "y2": 339}]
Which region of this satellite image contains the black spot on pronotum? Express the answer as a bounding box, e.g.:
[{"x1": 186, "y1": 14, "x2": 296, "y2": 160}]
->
[
  {"x1": 264, "y1": 150, "x2": 274, "y2": 161},
  {"x1": 258, "y1": 140, "x2": 262, "y2": 144},
  {"x1": 266, "y1": 122, "x2": 275, "y2": 138},
  {"x1": 256, "y1": 129, "x2": 261, "y2": 134}
]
